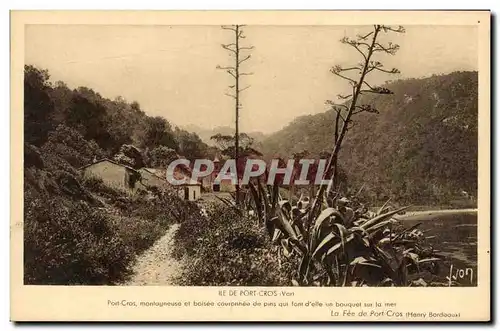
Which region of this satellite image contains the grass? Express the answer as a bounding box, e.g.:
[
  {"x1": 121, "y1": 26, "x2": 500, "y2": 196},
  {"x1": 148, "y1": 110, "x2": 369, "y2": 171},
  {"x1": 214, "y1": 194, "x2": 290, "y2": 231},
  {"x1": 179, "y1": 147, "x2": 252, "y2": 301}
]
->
[
  {"x1": 173, "y1": 203, "x2": 296, "y2": 286},
  {"x1": 23, "y1": 193, "x2": 135, "y2": 285},
  {"x1": 177, "y1": 181, "x2": 459, "y2": 287}
]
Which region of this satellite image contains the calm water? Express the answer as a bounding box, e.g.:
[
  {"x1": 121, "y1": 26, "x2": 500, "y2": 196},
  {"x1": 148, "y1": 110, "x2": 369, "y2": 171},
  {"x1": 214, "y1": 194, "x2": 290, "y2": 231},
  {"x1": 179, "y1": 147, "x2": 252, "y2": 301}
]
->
[{"x1": 399, "y1": 211, "x2": 478, "y2": 286}]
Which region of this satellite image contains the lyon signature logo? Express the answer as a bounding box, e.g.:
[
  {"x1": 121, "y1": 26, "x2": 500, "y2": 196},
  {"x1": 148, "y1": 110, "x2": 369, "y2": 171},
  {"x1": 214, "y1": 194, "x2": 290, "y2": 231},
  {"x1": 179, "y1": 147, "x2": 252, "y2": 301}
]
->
[{"x1": 446, "y1": 264, "x2": 474, "y2": 286}]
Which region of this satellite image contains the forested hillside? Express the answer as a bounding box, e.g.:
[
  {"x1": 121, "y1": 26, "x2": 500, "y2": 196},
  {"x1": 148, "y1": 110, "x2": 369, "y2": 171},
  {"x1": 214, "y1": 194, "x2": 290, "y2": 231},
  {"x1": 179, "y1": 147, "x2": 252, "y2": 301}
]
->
[
  {"x1": 25, "y1": 65, "x2": 210, "y2": 167},
  {"x1": 182, "y1": 124, "x2": 266, "y2": 147},
  {"x1": 262, "y1": 71, "x2": 478, "y2": 205},
  {"x1": 23, "y1": 65, "x2": 204, "y2": 284}
]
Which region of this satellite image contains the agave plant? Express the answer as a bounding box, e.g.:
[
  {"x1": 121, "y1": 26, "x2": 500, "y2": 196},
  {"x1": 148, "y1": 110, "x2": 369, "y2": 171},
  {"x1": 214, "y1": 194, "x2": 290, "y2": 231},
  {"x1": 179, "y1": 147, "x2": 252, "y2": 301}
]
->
[{"x1": 244, "y1": 180, "x2": 442, "y2": 287}]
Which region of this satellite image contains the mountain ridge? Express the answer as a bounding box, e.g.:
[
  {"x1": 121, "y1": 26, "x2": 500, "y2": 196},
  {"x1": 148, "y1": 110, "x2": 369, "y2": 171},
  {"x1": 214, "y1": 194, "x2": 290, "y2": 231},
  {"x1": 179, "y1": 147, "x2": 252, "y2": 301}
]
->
[
  {"x1": 261, "y1": 71, "x2": 478, "y2": 204},
  {"x1": 180, "y1": 124, "x2": 267, "y2": 146}
]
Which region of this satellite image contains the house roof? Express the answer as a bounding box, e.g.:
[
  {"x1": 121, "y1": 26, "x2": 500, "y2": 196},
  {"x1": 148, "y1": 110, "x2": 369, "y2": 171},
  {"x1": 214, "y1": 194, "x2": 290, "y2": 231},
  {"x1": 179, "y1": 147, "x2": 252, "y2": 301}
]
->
[
  {"x1": 141, "y1": 167, "x2": 201, "y2": 186},
  {"x1": 80, "y1": 158, "x2": 201, "y2": 185},
  {"x1": 79, "y1": 158, "x2": 137, "y2": 172},
  {"x1": 142, "y1": 168, "x2": 166, "y2": 177},
  {"x1": 139, "y1": 168, "x2": 168, "y2": 182}
]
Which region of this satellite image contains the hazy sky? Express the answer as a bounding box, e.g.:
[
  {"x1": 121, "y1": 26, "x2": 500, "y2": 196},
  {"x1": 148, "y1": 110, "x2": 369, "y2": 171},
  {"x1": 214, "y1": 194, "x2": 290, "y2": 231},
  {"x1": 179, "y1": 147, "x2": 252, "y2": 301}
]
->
[{"x1": 25, "y1": 25, "x2": 478, "y2": 133}]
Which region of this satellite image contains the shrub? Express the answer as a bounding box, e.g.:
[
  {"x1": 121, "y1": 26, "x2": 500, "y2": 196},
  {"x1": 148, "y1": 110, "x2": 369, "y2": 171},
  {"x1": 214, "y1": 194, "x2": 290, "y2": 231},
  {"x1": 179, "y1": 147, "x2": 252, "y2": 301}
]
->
[
  {"x1": 244, "y1": 181, "x2": 443, "y2": 287},
  {"x1": 24, "y1": 192, "x2": 134, "y2": 285},
  {"x1": 109, "y1": 214, "x2": 169, "y2": 254},
  {"x1": 106, "y1": 186, "x2": 201, "y2": 259},
  {"x1": 81, "y1": 175, "x2": 124, "y2": 201},
  {"x1": 42, "y1": 124, "x2": 107, "y2": 168},
  {"x1": 24, "y1": 143, "x2": 45, "y2": 169},
  {"x1": 175, "y1": 204, "x2": 295, "y2": 286},
  {"x1": 173, "y1": 201, "x2": 229, "y2": 258},
  {"x1": 38, "y1": 148, "x2": 80, "y2": 178},
  {"x1": 24, "y1": 167, "x2": 60, "y2": 197},
  {"x1": 120, "y1": 187, "x2": 198, "y2": 225},
  {"x1": 24, "y1": 167, "x2": 197, "y2": 285}
]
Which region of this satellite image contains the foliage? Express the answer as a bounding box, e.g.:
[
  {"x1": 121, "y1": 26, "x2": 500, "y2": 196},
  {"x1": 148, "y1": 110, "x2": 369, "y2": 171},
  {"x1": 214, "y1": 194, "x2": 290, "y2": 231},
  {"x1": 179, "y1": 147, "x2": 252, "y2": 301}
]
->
[
  {"x1": 66, "y1": 89, "x2": 113, "y2": 150},
  {"x1": 113, "y1": 144, "x2": 145, "y2": 169},
  {"x1": 24, "y1": 65, "x2": 207, "y2": 161},
  {"x1": 141, "y1": 116, "x2": 178, "y2": 150},
  {"x1": 24, "y1": 192, "x2": 134, "y2": 285},
  {"x1": 42, "y1": 124, "x2": 107, "y2": 168},
  {"x1": 262, "y1": 71, "x2": 478, "y2": 205},
  {"x1": 148, "y1": 145, "x2": 178, "y2": 168},
  {"x1": 245, "y1": 181, "x2": 442, "y2": 286},
  {"x1": 210, "y1": 132, "x2": 263, "y2": 184},
  {"x1": 174, "y1": 127, "x2": 208, "y2": 160},
  {"x1": 174, "y1": 203, "x2": 294, "y2": 286},
  {"x1": 217, "y1": 25, "x2": 255, "y2": 204},
  {"x1": 182, "y1": 124, "x2": 266, "y2": 150},
  {"x1": 23, "y1": 65, "x2": 208, "y2": 285},
  {"x1": 24, "y1": 160, "x2": 198, "y2": 285},
  {"x1": 210, "y1": 132, "x2": 258, "y2": 154},
  {"x1": 24, "y1": 65, "x2": 54, "y2": 145},
  {"x1": 81, "y1": 175, "x2": 124, "y2": 201}
]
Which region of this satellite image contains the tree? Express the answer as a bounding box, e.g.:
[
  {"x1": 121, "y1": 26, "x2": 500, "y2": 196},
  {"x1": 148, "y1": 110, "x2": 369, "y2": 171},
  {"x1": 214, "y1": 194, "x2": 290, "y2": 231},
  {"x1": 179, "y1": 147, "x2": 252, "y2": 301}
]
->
[
  {"x1": 113, "y1": 144, "x2": 145, "y2": 169},
  {"x1": 24, "y1": 65, "x2": 54, "y2": 145},
  {"x1": 66, "y1": 89, "x2": 114, "y2": 150},
  {"x1": 50, "y1": 81, "x2": 73, "y2": 125},
  {"x1": 174, "y1": 128, "x2": 207, "y2": 160},
  {"x1": 210, "y1": 132, "x2": 262, "y2": 183},
  {"x1": 148, "y1": 145, "x2": 178, "y2": 168},
  {"x1": 210, "y1": 132, "x2": 260, "y2": 157},
  {"x1": 217, "y1": 25, "x2": 254, "y2": 205},
  {"x1": 308, "y1": 25, "x2": 405, "y2": 226},
  {"x1": 103, "y1": 102, "x2": 134, "y2": 154},
  {"x1": 142, "y1": 116, "x2": 178, "y2": 150},
  {"x1": 130, "y1": 101, "x2": 142, "y2": 113},
  {"x1": 42, "y1": 124, "x2": 106, "y2": 168}
]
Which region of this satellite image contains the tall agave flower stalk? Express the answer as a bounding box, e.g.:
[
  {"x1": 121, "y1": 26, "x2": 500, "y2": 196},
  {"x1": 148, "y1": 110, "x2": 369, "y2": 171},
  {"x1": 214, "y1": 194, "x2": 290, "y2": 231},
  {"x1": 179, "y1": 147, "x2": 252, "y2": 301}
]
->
[{"x1": 307, "y1": 25, "x2": 406, "y2": 230}]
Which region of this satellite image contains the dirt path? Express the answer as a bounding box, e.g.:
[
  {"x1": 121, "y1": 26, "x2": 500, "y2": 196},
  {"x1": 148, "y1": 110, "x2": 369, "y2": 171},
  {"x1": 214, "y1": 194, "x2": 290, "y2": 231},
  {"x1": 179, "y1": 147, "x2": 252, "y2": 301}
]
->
[{"x1": 126, "y1": 223, "x2": 182, "y2": 286}]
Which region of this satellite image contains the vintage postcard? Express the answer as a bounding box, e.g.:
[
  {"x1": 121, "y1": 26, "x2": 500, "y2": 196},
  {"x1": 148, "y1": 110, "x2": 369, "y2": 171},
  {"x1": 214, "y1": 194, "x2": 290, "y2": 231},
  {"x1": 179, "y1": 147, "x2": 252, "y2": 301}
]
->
[{"x1": 10, "y1": 10, "x2": 490, "y2": 321}]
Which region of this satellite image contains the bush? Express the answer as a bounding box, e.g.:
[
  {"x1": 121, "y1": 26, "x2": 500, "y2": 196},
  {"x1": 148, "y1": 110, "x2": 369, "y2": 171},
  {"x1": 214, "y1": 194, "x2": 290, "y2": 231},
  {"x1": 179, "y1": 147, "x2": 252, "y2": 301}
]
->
[
  {"x1": 24, "y1": 143, "x2": 45, "y2": 169},
  {"x1": 24, "y1": 192, "x2": 134, "y2": 285},
  {"x1": 22, "y1": 66, "x2": 211, "y2": 285},
  {"x1": 119, "y1": 187, "x2": 198, "y2": 225},
  {"x1": 243, "y1": 181, "x2": 444, "y2": 287},
  {"x1": 24, "y1": 167, "x2": 60, "y2": 197},
  {"x1": 81, "y1": 175, "x2": 124, "y2": 201},
  {"x1": 109, "y1": 215, "x2": 169, "y2": 254},
  {"x1": 174, "y1": 204, "x2": 296, "y2": 286},
  {"x1": 42, "y1": 124, "x2": 107, "y2": 168},
  {"x1": 103, "y1": 186, "x2": 202, "y2": 260},
  {"x1": 24, "y1": 169, "x2": 197, "y2": 285}
]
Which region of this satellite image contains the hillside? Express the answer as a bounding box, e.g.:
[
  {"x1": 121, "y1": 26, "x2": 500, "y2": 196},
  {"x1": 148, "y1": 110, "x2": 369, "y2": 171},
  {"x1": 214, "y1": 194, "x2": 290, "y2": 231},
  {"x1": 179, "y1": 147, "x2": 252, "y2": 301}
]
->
[
  {"x1": 182, "y1": 124, "x2": 267, "y2": 147},
  {"x1": 262, "y1": 71, "x2": 478, "y2": 205},
  {"x1": 23, "y1": 65, "x2": 204, "y2": 285}
]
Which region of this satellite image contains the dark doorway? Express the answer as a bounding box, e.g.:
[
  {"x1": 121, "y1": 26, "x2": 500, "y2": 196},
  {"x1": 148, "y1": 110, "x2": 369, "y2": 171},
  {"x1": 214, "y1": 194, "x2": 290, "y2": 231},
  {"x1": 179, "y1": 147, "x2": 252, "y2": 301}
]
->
[
  {"x1": 184, "y1": 187, "x2": 189, "y2": 200},
  {"x1": 213, "y1": 184, "x2": 220, "y2": 192}
]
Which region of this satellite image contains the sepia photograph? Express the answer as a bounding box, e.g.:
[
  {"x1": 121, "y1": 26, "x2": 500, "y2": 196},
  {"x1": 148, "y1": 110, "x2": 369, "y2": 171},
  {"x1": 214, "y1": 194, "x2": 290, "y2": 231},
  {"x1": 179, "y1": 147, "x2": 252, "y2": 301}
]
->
[
  {"x1": 22, "y1": 23, "x2": 480, "y2": 288},
  {"x1": 10, "y1": 10, "x2": 491, "y2": 322}
]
